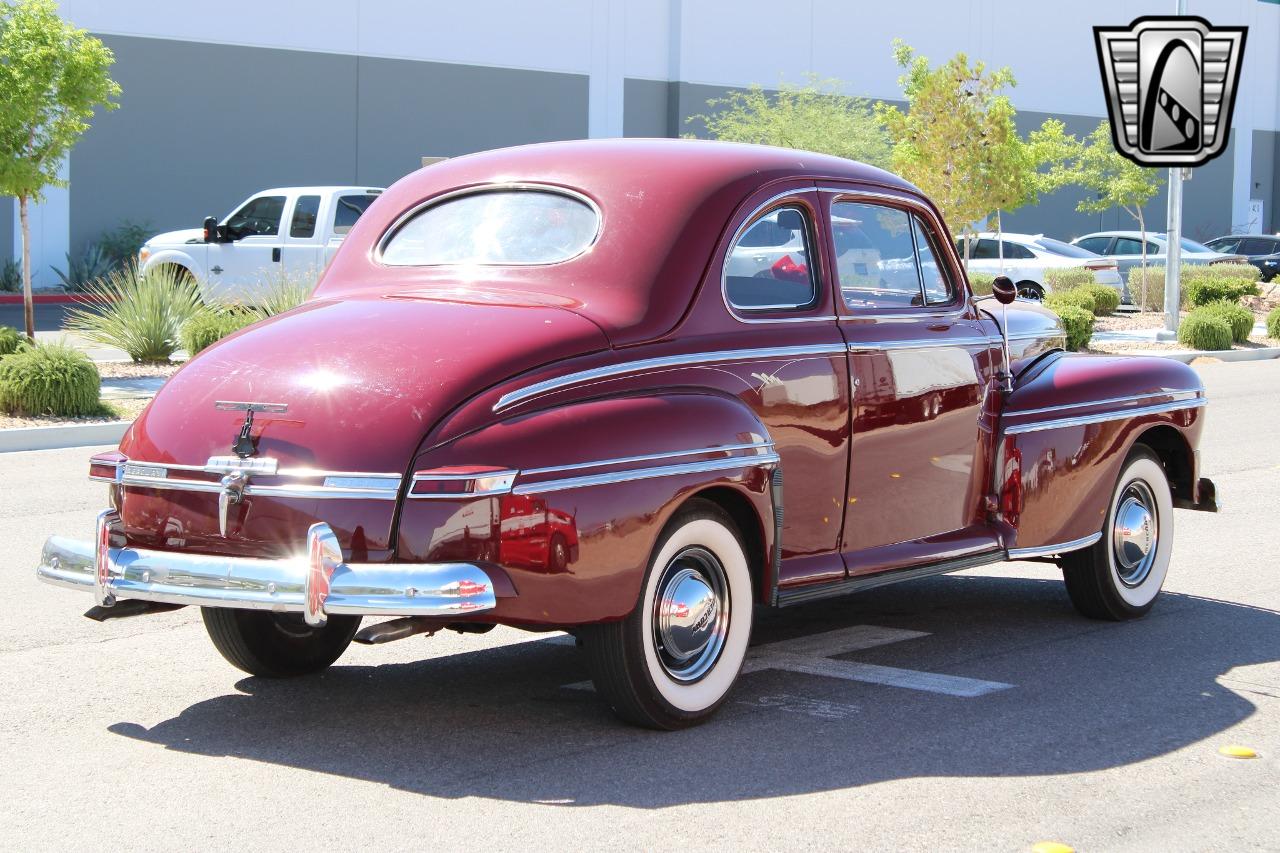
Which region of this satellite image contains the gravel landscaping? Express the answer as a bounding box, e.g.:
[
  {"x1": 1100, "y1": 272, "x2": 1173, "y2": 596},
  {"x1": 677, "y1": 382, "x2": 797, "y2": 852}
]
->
[
  {"x1": 94, "y1": 361, "x2": 184, "y2": 379},
  {"x1": 0, "y1": 398, "x2": 147, "y2": 430}
]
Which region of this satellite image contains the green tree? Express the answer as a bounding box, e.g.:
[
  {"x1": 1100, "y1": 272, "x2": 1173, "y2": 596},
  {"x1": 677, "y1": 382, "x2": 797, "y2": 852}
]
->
[
  {"x1": 691, "y1": 74, "x2": 891, "y2": 168},
  {"x1": 0, "y1": 0, "x2": 120, "y2": 339},
  {"x1": 1067, "y1": 121, "x2": 1165, "y2": 310},
  {"x1": 879, "y1": 41, "x2": 1067, "y2": 265}
]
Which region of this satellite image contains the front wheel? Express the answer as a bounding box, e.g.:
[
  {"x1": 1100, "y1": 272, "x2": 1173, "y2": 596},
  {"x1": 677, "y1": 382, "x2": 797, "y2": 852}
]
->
[
  {"x1": 1016, "y1": 281, "x2": 1045, "y2": 301},
  {"x1": 1061, "y1": 448, "x2": 1173, "y2": 620},
  {"x1": 201, "y1": 608, "x2": 361, "y2": 677},
  {"x1": 580, "y1": 499, "x2": 753, "y2": 729}
]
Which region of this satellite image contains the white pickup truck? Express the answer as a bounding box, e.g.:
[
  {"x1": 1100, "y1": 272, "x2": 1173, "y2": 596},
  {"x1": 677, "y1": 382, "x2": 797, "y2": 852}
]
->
[{"x1": 138, "y1": 186, "x2": 384, "y2": 302}]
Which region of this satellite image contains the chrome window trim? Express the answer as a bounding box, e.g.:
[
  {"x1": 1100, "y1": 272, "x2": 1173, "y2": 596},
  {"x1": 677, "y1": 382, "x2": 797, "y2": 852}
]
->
[
  {"x1": 1002, "y1": 397, "x2": 1207, "y2": 435},
  {"x1": 721, "y1": 194, "x2": 822, "y2": 317},
  {"x1": 818, "y1": 187, "x2": 968, "y2": 318},
  {"x1": 493, "y1": 343, "x2": 849, "y2": 412},
  {"x1": 374, "y1": 182, "x2": 603, "y2": 268},
  {"x1": 512, "y1": 452, "x2": 781, "y2": 495},
  {"x1": 521, "y1": 440, "x2": 774, "y2": 477},
  {"x1": 1007, "y1": 390, "x2": 1201, "y2": 419},
  {"x1": 1006, "y1": 531, "x2": 1102, "y2": 560}
]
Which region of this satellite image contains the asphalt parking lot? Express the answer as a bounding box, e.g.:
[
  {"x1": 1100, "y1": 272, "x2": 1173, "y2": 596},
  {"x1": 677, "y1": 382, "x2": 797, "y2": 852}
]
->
[{"x1": 2, "y1": 359, "x2": 1277, "y2": 852}]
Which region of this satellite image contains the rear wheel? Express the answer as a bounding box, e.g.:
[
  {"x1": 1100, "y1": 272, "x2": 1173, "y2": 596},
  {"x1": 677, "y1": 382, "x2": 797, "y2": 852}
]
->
[
  {"x1": 580, "y1": 499, "x2": 753, "y2": 729},
  {"x1": 1061, "y1": 448, "x2": 1173, "y2": 620},
  {"x1": 201, "y1": 608, "x2": 361, "y2": 677}
]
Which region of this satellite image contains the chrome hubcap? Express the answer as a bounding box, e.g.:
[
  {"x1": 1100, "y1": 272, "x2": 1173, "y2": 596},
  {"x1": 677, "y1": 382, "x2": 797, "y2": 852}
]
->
[
  {"x1": 1113, "y1": 480, "x2": 1158, "y2": 586},
  {"x1": 652, "y1": 546, "x2": 729, "y2": 682}
]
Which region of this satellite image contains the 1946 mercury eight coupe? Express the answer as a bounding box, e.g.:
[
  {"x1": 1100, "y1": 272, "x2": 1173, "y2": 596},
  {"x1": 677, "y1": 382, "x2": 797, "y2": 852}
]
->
[{"x1": 37, "y1": 140, "x2": 1217, "y2": 729}]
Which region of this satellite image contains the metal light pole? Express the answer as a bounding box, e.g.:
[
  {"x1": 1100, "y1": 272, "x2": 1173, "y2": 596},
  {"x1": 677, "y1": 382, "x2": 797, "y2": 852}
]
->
[{"x1": 1161, "y1": 0, "x2": 1188, "y2": 338}]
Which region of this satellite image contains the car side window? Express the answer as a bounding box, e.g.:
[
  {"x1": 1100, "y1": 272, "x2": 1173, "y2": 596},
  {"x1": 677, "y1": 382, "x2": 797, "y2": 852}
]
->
[
  {"x1": 1113, "y1": 237, "x2": 1144, "y2": 255},
  {"x1": 832, "y1": 201, "x2": 925, "y2": 310},
  {"x1": 334, "y1": 194, "x2": 377, "y2": 235},
  {"x1": 1209, "y1": 237, "x2": 1241, "y2": 254},
  {"x1": 289, "y1": 195, "x2": 321, "y2": 238},
  {"x1": 225, "y1": 195, "x2": 286, "y2": 239},
  {"x1": 971, "y1": 239, "x2": 998, "y2": 260},
  {"x1": 724, "y1": 205, "x2": 817, "y2": 311},
  {"x1": 913, "y1": 216, "x2": 954, "y2": 305},
  {"x1": 1240, "y1": 238, "x2": 1275, "y2": 255},
  {"x1": 1075, "y1": 236, "x2": 1110, "y2": 254},
  {"x1": 1002, "y1": 241, "x2": 1035, "y2": 260}
]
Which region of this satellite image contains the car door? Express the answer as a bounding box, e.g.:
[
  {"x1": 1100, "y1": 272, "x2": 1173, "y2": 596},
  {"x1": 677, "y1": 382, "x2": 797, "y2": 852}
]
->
[
  {"x1": 822, "y1": 188, "x2": 1001, "y2": 575},
  {"x1": 280, "y1": 193, "x2": 324, "y2": 280},
  {"x1": 209, "y1": 193, "x2": 287, "y2": 301}
]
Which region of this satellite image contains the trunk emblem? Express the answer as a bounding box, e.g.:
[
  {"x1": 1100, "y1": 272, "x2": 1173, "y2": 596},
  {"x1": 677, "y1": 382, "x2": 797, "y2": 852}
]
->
[{"x1": 215, "y1": 401, "x2": 288, "y2": 459}]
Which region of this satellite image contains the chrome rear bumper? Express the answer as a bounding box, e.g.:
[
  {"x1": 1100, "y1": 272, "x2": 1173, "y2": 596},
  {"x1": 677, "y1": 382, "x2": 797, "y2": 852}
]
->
[{"x1": 37, "y1": 511, "x2": 498, "y2": 624}]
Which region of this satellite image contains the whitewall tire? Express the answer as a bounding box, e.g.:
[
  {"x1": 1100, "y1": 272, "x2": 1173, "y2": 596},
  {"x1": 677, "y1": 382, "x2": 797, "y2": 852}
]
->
[
  {"x1": 1061, "y1": 447, "x2": 1173, "y2": 620},
  {"x1": 581, "y1": 499, "x2": 753, "y2": 729}
]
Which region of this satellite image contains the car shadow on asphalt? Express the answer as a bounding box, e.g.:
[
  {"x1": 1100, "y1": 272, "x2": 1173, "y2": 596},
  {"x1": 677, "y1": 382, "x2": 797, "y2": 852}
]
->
[{"x1": 107, "y1": 574, "x2": 1280, "y2": 807}]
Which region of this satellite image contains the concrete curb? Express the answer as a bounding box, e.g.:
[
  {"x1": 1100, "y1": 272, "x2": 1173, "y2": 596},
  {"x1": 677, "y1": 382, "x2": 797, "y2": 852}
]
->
[
  {"x1": 0, "y1": 421, "x2": 128, "y2": 454},
  {"x1": 1107, "y1": 346, "x2": 1280, "y2": 364}
]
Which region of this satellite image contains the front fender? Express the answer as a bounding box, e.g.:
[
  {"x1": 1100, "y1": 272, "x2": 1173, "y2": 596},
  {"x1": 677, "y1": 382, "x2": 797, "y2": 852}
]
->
[
  {"x1": 142, "y1": 248, "x2": 203, "y2": 281},
  {"x1": 997, "y1": 353, "x2": 1206, "y2": 554},
  {"x1": 396, "y1": 392, "x2": 777, "y2": 626}
]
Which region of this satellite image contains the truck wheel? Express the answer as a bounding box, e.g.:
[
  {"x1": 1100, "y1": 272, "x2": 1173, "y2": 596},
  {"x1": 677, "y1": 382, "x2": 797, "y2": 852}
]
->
[
  {"x1": 580, "y1": 499, "x2": 753, "y2": 729},
  {"x1": 1061, "y1": 448, "x2": 1173, "y2": 620},
  {"x1": 201, "y1": 608, "x2": 361, "y2": 677}
]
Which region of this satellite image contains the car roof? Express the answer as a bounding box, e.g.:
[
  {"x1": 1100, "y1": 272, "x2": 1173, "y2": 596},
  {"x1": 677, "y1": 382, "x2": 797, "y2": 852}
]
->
[
  {"x1": 317, "y1": 138, "x2": 930, "y2": 345},
  {"x1": 970, "y1": 232, "x2": 1048, "y2": 242},
  {"x1": 255, "y1": 186, "x2": 384, "y2": 195},
  {"x1": 1074, "y1": 231, "x2": 1171, "y2": 241}
]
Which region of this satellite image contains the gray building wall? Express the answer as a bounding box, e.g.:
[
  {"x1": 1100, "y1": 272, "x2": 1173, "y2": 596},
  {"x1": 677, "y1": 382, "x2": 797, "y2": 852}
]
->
[
  {"x1": 1253, "y1": 129, "x2": 1278, "y2": 233},
  {"x1": 70, "y1": 35, "x2": 589, "y2": 252},
  {"x1": 638, "y1": 79, "x2": 1239, "y2": 244}
]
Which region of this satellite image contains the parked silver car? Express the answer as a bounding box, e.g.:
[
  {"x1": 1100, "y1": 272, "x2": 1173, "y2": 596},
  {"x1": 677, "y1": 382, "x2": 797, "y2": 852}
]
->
[
  {"x1": 1070, "y1": 231, "x2": 1246, "y2": 281},
  {"x1": 1204, "y1": 234, "x2": 1280, "y2": 283}
]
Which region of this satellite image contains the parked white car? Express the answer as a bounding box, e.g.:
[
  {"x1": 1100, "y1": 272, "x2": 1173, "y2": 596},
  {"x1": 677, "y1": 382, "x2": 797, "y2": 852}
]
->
[
  {"x1": 138, "y1": 186, "x2": 384, "y2": 302},
  {"x1": 956, "y1": 232, "x2": 1123, "y2": 301}
]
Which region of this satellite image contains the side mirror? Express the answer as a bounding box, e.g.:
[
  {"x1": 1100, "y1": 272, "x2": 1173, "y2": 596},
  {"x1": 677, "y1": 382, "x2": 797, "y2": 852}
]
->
[
  {"x1": 203, "y1": 216, "x2": 218, "y2": 243},
  {"x1": 991, "y1": 275, "x2": 1017, "y2": 305}
]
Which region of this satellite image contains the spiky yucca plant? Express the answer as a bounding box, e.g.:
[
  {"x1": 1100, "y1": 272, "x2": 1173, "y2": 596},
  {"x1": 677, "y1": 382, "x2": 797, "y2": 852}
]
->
[
  {"x1": 64, "y1": 263, "x2": 208, "y2": 363},
  {"x1": 247, "y1": 267, "x2": 318, "y2": 318}
]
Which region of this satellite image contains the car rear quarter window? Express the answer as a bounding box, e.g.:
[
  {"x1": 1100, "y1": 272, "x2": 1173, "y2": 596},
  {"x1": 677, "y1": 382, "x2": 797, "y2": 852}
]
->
[
  {"x1": 1074, "y1": 236, "x2": 1112, "y2": 254},
  {"x1": 1240, "y1": 238, "x2": 1278, "y2": 256},
  {"x1": 724, "y1": 206, "x2": 817, "y2": 311},
  {"x1": 290, "y1": 195, "x2": 321, "y2": 238},
  {"x1": 381, "y1": 189, "x2": 599, "y2": 265},
  {"x1": 334, "y1": 194, "x2": 378, "y2": 236},
  {"x1": 1112, "y1": 237, "x2": 1146, "y2": 256}
]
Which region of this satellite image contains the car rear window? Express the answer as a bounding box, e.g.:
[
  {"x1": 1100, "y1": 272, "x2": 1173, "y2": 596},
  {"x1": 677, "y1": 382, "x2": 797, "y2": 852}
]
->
[
  {"x1": 381, "y1": 189, "x2": 599, "y2": 266},
  {"x1": 1034, "y1": 237, "x2": 1098, "y2": 258}
]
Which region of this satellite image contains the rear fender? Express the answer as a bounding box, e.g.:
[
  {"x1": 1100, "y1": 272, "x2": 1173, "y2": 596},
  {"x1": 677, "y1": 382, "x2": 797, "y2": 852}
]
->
[{"x1": 396, "y1": 392, "x2": 778, "y2": 626}]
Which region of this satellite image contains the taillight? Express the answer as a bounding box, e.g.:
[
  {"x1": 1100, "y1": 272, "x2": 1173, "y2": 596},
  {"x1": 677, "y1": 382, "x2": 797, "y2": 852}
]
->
[
  {"x1": 410, "y1": 467, "x2": 518, "y2": 498},
  {"x1": 88, "y1": 450, "x2": 126, "y2": 483},
  {"x1": 1085, "y1": 261, "x2": 1117, "y2": 271}
]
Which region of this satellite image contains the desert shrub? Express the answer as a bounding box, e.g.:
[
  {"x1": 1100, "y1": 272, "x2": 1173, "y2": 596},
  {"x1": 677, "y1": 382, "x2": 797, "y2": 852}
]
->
[
  {"x1": 0, "y1": 258, "x2": 21, "y2": 293},
  {"x1": 1056, "y1": 305, "x2": 1094, "y2": 352},
  {"x1": 1197, "y1": 301, "x2": 1254, "y2": 343},
  {"x1": 245, "y1": 267, "x2": 317, "y2": 318},
  {"x1": 1078, "y1": 283, "x2": 1121, "y2": 316},
  {"x1": 1044, "y1": 288, "x2": 1095, "y2": 315},
  {"x1": 52, "y1": 244, "x2": 114, "y2": 292},
  {"x1": 1193, "y1": 261, "x2": 1262, "y2": 284},
  {"x1": 0, "y1": 325, "x2": 21, "y2": 356},
  {"x1": 1268, "y1": 307, "x2": 1280, "y2": 340},
  {"x1": 181, "y1": 309, "x2": 257, "y2": 355},
  {"x1": 1177, "y1": 310, "x2": 1232, "y2": 351},
  {"x1": 968, "y1": 272, "x2": 994, "y2": 297},
  {"x1": 1043, "y1": 267, "x2": 1094, "y2": 293},
  {"x1": 64, "y1": 263, "x2": 208, "y2": 363},
  {"x1": 1184, "y1": 276, "x2": 1258, "y2": 307},
  {"x1": 98, "y1": 220, "x2": 152, "y2": 269},
  {"x1": 1128, "y1": 265, "x2": 1167, "y2": 310},
  {"x1": 0, "y1": 341, "x2": 101, "y2": 416}
]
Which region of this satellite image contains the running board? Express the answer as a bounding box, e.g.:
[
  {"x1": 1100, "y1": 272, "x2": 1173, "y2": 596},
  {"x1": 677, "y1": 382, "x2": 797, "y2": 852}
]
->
[{"x1": 775, "y1": 549, "x2": 1005, "y2": 607}]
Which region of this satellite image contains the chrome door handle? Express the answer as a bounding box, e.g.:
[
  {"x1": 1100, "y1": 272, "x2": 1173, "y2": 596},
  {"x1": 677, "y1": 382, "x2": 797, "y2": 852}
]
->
[{"x1": 211, "y1": 266, "x2": 223, "y2": 275}]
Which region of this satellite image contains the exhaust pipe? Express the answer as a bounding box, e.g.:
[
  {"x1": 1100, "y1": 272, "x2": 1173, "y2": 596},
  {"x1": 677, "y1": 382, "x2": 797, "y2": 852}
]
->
[{"x1": 353, "y1": 617, "x2": 497, "y2": 645}]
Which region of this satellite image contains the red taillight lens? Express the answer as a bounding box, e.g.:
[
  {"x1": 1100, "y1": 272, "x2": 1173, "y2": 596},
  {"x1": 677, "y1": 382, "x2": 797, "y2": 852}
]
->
[
  {"x1": 411, "y1": 466, "x2": 516, "y2": 497},
  {"x1": 88, "y1": 450, "x2": 126, "y2": 482}
]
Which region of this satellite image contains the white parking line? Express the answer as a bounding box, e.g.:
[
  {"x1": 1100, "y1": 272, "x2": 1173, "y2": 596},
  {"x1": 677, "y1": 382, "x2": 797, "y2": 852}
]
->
[{"x1": 559, "y1": 625, "x2": 1014, "y2": 698}]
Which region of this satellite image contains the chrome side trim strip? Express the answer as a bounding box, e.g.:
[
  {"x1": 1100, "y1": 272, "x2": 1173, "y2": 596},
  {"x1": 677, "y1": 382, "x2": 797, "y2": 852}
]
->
[
  {"x1": 521, "y1": 440, "x2": 774, "y2": 477},
  {"x1": 1003, "y1": 397, "x2": 1207, "y2": 434},
  {"x1": 494, "y1": 344, "x2": 849, "y2": 412},
  {"x1": 121, "y1": 460, "x2": 402, "y2": 480},
  {"x1": 849, "y1": 336, "x2": 993, "y2": 352},
  {"x1": 1007, "y1": 531, "x2": 1102, "y2": 560},
  {"x1": 1008, "y1": 390, "x2": 1202, "y2": 419},
  {"x1": 512, "y1": 452, "x2": 781, "y2": 495},
  {"x1": 120, "y1": 474, "x2": 402, "y2": 501}
]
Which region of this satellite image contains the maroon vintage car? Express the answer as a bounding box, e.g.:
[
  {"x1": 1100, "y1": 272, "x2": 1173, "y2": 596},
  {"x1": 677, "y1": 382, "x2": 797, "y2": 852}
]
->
[{"x1": 37, "y1": 139, "x2": 1217, "y2": 729}]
